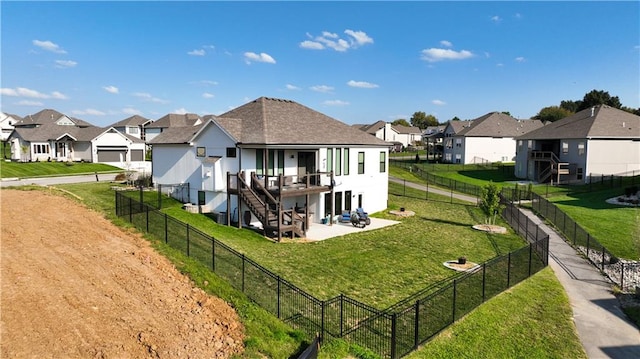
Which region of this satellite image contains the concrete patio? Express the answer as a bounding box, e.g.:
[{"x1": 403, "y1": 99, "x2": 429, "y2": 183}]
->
[{"x1": 304, "y1": 217, "x2": 400, "y2": 241}]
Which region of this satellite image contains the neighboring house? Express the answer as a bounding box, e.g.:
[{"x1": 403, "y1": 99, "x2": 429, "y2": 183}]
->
[
  {"x1": 442, "y1": 112, "x2": 543, "y2": 164},
  {"x1": 1, "y1": 112, "x2": 21, "y2": 158},
  {"x1": 514, "y1": 105, "x2": 640, "y2": 184},
  {"x1": 109, "y1": 115, "x2": 153, "y2": 140},
  {"x1": 355, "y1": 121, "x2": 422, "y2": 150},
  {"x1": 7, "y1": 109, "x2": 146, "y2": 167},
  {"x1": 150, "y1": 97, "x2": 391, "y2": 241},
  {"x1": 422, "y1": 125, "x2": 446, "y2": 161},
  {"x1": 144, "y1": 113, "x2": 202, "y2": 142}
]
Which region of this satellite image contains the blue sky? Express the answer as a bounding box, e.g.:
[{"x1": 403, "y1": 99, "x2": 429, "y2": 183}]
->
[{"x1": 1, "y1": 1, "x2": 638, "y2": 127}]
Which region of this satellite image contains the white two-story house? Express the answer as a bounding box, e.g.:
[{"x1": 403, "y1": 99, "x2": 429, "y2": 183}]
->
[{"x1": 150, "y1": 97, "x2": 392, "y2": 241}]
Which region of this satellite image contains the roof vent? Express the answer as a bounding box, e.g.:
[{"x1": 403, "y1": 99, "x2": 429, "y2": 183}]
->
[
  {"x1": 590, "y1": 107, "x2": 595, "y2": 117},
  {"x1": 623, "y1": 122, "x2": 626, "y2": 128}
]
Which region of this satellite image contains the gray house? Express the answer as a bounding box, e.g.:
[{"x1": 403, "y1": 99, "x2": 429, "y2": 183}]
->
[{"x1": 514, "y1": 105, "x2": 640, "y2": 184}]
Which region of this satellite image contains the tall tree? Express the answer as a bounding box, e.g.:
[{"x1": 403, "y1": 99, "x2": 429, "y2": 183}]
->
[
  {"x1": 391, "y1": 119, "x2": 410, "y2": 127},
  {"x1": 450, "y1": 116, "x2": 461, "y2": 121},
  {"x1": 410, "y1": 111, "x2": 438, "y2": 129},
  {"x1": 560, "y1": 100, "x2": 581, "y2": 113},
  {"x1": 578, "y1": 89, "x2": 622, "y2": 111},
  {"x1": 534, "y1": 106, "x2": 573, "y2": 123}
]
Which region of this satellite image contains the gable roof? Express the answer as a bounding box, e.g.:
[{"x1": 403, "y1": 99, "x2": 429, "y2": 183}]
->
[
  {"x1": 357, "y1": 120, "x2": 386, "y2": 135},
  {"x1": 10, "y1": 124, "x2": 144, "y2": 143},
  {"x1": 145, "y1": 113, "x2": 202, "y2": 129},
  {"x1": 517, "y1": 105, "x2": 640, "y2": 140},
  {"x1": 109, "y1": 115, "x2": 153, "y2": 128},
  {"x1": 150, "y1": 97, "x2": 391, "y2": 146},
  {"x1": 392, "y1": 124, "x2": 422, "y2": 134},
  {"x1": 15, "y1": 109, "x2": 93, "y2": 128},
  {"x1": 215, "y1": 97, "x2": 390, "y2": 146},
  {"x1": 455, "y1": 112, "x2": 543, "y2": 137}
]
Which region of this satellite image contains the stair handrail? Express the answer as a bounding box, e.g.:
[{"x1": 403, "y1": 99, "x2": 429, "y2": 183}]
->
[{"x1": 250, "y1": 172, "x2": 280, "y2": 205}]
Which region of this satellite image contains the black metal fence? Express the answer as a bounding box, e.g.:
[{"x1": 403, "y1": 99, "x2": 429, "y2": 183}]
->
[
  {"x1": 115, "y1": 191, "x2": 548, "y2": 358},
  {"x1": 529, "y1": 192, "x2": 640, "y2": 292}
]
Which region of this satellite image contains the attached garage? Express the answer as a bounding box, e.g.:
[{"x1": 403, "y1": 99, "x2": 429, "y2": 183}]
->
[{"x1": 96, "y1": 147, "x2": 127, "y2": 162}]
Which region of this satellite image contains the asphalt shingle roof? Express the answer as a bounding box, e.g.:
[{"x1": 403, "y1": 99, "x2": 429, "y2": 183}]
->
[
  {"x1": 109, "y1": 115, "x2": 153, "y2": 127},
  {"x1": 455, "y1": 112, "x2": 543, "y2": 137},
  {"x1": 516, "y1": 105, "x2": 640, "y2": 140},
  {"x1": 15, "y1": 109, "x2": 93, "y2": 128},
  {"x1": 145, "y1": 113, "x2": 202, "y2": 129}
]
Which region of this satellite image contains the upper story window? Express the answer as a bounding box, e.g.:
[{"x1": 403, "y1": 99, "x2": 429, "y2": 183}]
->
[
  {"x1": 379, "y1": 152, "x2": 386, "y2": 173},
  {"x1": 358, "y1": 152, "x2": 365, "y2": 174},
  {"x1": 562, "y1": 141, "x2": 569, "y2": 154},
  {"x1": 343, "y1": 148, "x2": 350, "y2": 175},
  {"x1": 455, "y1": 138, "x2": 462, "y2": 147},
  {"x1": 129, "y1": 127, "x2": 139, "y2": 134},
  {"x1": 336, "y1": 148, "x2": 342, "y2": 176},
  {"x1": 578, "y1": 142, "x2": 585, "y2": 155},
  {"x1": 226, "y1": 147, "x2": 237, "y2": 158},
  {"x1": 196, "y1": 147, "x2": 206, "y2": 157},
  {"x1": 327, "y1": 148, "x2": 333, "y2": 174}
]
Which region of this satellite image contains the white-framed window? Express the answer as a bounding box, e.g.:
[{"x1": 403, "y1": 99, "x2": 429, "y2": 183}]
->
[
  {"x1": 578, "y1": 142, "x2": 585, "y2": 155},
  {"x1": 455, "y1": 153, "x2": 461, "y2": 163},
  {"x1": 455, "y1": 138, "x2": 462, "y2": 147},
  {"x1": 196, "y1": 147, "x2": 206, "y2": 157},
  {"x1": 445, "y1": 153, "x2": 452, "y2": 161},
  {"x1": 562, "y1": 141, "x2": 569, "y2": 154},
  {"x1": 33, "y1": 144, "x2": 50, "y2": 154},
  {"x1": 129, "y1": 127, "x2": 139, "y2": 134}
]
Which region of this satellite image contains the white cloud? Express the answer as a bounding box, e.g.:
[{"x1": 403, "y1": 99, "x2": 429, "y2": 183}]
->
[
  {"x1": 133, "y1": 92, "x2": 168, "y2": 104},
  {"x1": 188, "y1": 49, "x2": 206, "y2": 56},
  {"x1": 286, "y1": 84, "x2": 301, "y2": 90},
  {"x1": 54, "y1": 60, "x2": 77, "y2": 68},
  {"x1": 300, "y1": 29, "x2": 373, "y2": 52},
  {"x1": 345, "y1": 29, "x2": 374, "y2": 46},
  {"x1": 173, "y1": 108, "x2": 189, "y2": 114},
  {"x1": 496, "y1": 63, "x2": 504, "y2": 67},
  {"x1": 491, "y1": 15, "x2": 502, "y2": 23},
  {"x1": 440, "y1": 40, "x2": 453, "y2": 47},
  {"x1": 191, "y1": 80, "x2": 218, "y2": 86},
  {"x1": 202, "y1": 92, "x2": 215, "y2": 98},
  {"x1": 103, "y1": 86, "x2": 119, "y2": 94},
  {"x1": 299, "y1": 40, "x2": 325, "y2": 50},
  {"x1": 32, "y1": 40, "x2": 66, "y2": 54},
  {"x1": 323, "y1": 100, "x2": 349, "y2": 106},
  {"x1": 244, "y1": 52, "x2": 276, "y2": 64},
  {"x1": 16, "y1": 100, "x2": 44, "y2": 106},
  {"x1": 0, "y1": 87, "x2": 68, "y2": 99},
  {"x1": 515, "y1": 13, "x2": 522, "y2": 19},
  {"x1": 122, "y1": 107, "x2": 142, "y2": 115},
  {"x1": 347, "y1": 80, "x2": 379, "y2": 89},
  {"x1": 72, "y1": 108, "x2": 106, "y2": 116},
  {"x1": 420, "y1": 48, "x2": 474, "y2": 62},
  {"x1": 515, "y1": 57, "x2": 526, "y2": 62},
  {"x1": 432, "y1": 99, "x2": 446, "y2": 106},
  {"x1": 310, "y1": 85, "x2": 334, "y2": 93}
]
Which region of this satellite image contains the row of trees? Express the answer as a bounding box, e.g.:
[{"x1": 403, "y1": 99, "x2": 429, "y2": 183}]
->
[{"x1": 390, "y1": 89, "x2": 639, "y2": 129}]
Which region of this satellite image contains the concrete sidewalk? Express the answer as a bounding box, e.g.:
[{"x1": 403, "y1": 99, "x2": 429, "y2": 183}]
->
[
  {"x1": 388, "y1": 177, "x2": 640, "y2": 358},
  {"x1": 520, "y1": 208, "x2": 640, "y2": 359}
]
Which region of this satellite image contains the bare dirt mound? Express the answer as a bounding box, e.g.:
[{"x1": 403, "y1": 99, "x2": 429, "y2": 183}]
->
[{"x1": 1, "y1": 189, "x2": 244, "y2": 358}]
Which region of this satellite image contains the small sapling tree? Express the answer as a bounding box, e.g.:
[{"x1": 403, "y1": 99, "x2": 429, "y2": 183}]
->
[{"x1": 480, "y1": 182, "x2": 503, "y2": 225}]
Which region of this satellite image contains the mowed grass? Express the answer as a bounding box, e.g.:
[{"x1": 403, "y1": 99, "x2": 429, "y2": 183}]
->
[
  {"x1": 47, "y1": 182, "x2": 582, "y2": 358},
  {"x1": 0, "y1": 160, "x2": 121, "y2": 178},
  {"x1": 405, "y1": 267, "x2": 586, "y2": 359},
  {"x1": 548, "y1": 188, "x2": 640, "y2": 259}
]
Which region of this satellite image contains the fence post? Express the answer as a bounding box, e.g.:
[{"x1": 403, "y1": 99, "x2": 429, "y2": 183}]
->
[
  {"x1": 586, "y1": 234, "x2": 590, "y2": 258},
  {"x1": 146, "y1": 205, "x2": 149, "y2": 233},
  {"x1": 212, "y1": 239, "x2": 215, "y2": 271},
  {"x1": 452, "y1": 280, "x2": 457, "y2": 321},
  {"x1": 482, "y1": 263, "x2": 486, "y2": 302},
  {"x1": 403, "y1": 179, "x2": 406, "y2": 196},
  {"x1": 601, "y1": 247, "x2": 606, "y2": 271},
  {"x1": 242, "y1": 253, "x2": 246, "y2": 292},
  {"x1": 139, "y1": 186, "x2": 143, "y2": 212},
  {"x1": 320, "y1": 301, "x2": 325, "y2": 345},
  {"x1": 186, "y1": 224, "x2": 190, "y2": 257},
  {"x1": 414, "y1": 300, "x2": 420, "y2": 350},
  {"x1": 164, "y1": 213, "x2": 168, "y2": 244},
  {"x1": 528, "y1": 244, "x2": 533, "y2": 277},
  {"x1": 391, "y1": 313, "x2": 398, "y2": 359},
  {"x1": 340, "y1": 294, "x2": 344, "y2": 337},
  {"x1": 507, "y1": 252, "x2": 512, "y2": 288},
  {"x1": 621, "y1": 264, "x2": 625, "y2": 291},
  {"x1": 277, "y1": 276, "x2": 281, "y2": 319},
  {"x1": 158, "y1": 184, "x2": 161, "y2": 209}
]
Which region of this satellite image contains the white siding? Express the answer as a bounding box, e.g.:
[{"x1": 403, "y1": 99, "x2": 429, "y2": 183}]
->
[
  {"x1": 587, "y1": 139, "x2": 640, "y2": 176},
  {"x1": 463, "y1": 137, "x2": 516, "y2": 164}
]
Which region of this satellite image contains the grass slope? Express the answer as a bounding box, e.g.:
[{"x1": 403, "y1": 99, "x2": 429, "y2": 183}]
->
[
  {"x1": 45, "y1": 182, "x2": 583, "y2": 358},
  {"x1": 0, "y1": 161, "x2": 121, "y2": 178}
]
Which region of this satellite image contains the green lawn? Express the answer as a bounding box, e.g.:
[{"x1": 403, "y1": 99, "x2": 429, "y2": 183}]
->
[
  {"x1": 42, "y1": 182, "x2": 582, "y2": 358},
  {"x1": 0, "y1": 160, "x2": 121, "y2": 178},
  {"x1": 548, "y1": 188, "x2": 640, "y2": 259}
]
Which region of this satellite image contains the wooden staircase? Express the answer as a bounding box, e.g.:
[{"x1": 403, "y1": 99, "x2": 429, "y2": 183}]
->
[
  {"x1": 530, "y1": 151, "x2": 570, "y2": 184},
  {"x1": 236, "y1": 173, "x2": 305, "y2": 241}
]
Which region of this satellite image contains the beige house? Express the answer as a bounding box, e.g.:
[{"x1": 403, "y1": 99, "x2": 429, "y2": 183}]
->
[{"x1": 514, "y1": 105, "x2": 640, "y2": 184}]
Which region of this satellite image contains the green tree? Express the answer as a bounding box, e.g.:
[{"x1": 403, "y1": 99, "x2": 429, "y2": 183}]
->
[
  {"x1": 501, "y1": 111, "x2": 511, "y2": 116},
  {"x1": 391, "y1": 119, "x2": 410, "y2": 127},
  {"x1": 479, "y1": 183, "x2": 502, "y2": 225},
  {"x1": 410, "y1": 111, "x2": 438, "y2": 129},
  {"x1": 578, "y1": 89, "x2": 622, "y2": 111},
  {"x1": 534, "y1": 106, "x2": 573, "y2": 123},
  {"x1": 560, "y1": 100, "x2": 581, "y2": 113},
  {"x1": 450, "y1": 116, "x2": 461, "y2": 121}
]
